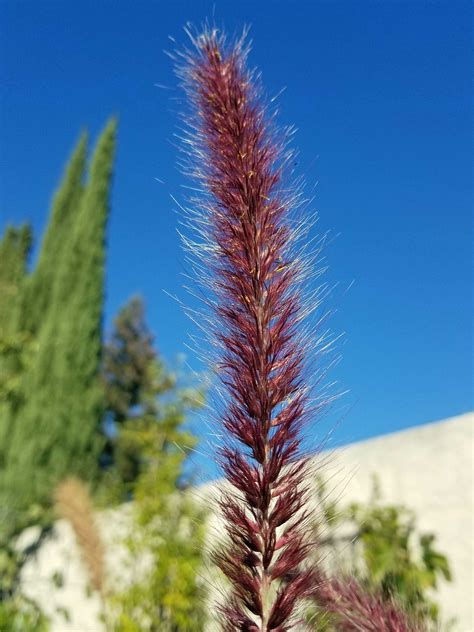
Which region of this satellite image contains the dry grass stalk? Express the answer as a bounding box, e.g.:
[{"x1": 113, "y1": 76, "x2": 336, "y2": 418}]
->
[{"x1": 54, "y1": 476, "x2": 105, "y2": 595}]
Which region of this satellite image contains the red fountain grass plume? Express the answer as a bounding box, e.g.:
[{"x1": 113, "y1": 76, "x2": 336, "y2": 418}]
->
[
  {"x1": 175, "y1": 28, "x2": 334, "y2": 630},
  {"x1": 311, "y1": 572, "x2": 426, "y2": 632}
]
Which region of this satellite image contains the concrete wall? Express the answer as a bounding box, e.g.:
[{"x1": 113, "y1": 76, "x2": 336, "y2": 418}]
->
[
  {"x1": 18, "y1": 412, "x2": 473, "y2": 631},
  {"x1": 319, "y1": 412, "x2": 473, "y2": 630}
]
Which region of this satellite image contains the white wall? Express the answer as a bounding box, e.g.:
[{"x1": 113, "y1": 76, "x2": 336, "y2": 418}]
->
[{"x1": 320, "y1": 412, "x2": 473, "y2": 630}]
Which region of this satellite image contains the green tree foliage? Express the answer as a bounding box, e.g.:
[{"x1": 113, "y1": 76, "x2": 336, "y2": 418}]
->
[
  {"x1": 345, "y1": 485, "x2": 452, "y2": 623},
  {"x1": 0, "y1": 119, "x2": 117, "y2": 520},
  {"x1": 110, "y1": 412, "x2": 207, "y2": 632},
  {"x1": 0, "y1": 225, "x2": 34, "y2": 529},
  {"x1": 101, "y1": 297, "x2": 207, "y2": 631},
  {"x1": 100, "y1": 296, "x2": 156, "y2": 488},
  {"x1": 0, "y1": 581, "x2": 48, "y2": 632},
  {"x1": 102, "y1": 296, "x2": 156, "y2": 425},
  {"x1": 21, "y1": 133, "x2": 88, "y2": 337},
  {"x1": 0, "y1": 225, "x2": 33, "y2": 408},
  {"x1": 312, "y1": 476, "x2": 452, "y2": 627},
  {"x1": 0, "y1": 224, "x2": 32, "y2": 335}
]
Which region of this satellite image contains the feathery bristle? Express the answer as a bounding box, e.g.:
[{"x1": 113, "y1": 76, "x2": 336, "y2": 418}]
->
[
  {"x1": 311, "y1": 572, "x2": 426, "y2": 632},
  {"x1": 175, "y1": 27, "x2": 334, "y2": 630}
]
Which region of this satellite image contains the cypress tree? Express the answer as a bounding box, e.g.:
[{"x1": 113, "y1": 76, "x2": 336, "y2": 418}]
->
[
  {"x1": 0, "y1": 136, "x2": 86, "y2": 482},
  {"x1": 0, "y1": 225, "x2": 32, "y2": 456},
  {"x1": 0, "y1": 224, "x2": 32, "y2": 336},
  {"x1": 1, "y1": 119, "x2": 117, "y2": 515},
  {"x1": 49, "y1": 117, "x2": 117, "y2": 485},
  {"x1": 21, "y1": 132, "x2": 88, "y2": 336}
]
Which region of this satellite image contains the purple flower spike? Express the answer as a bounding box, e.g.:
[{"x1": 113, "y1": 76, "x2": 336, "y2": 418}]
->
[{"x1": 175, "y1": 27, "x2": 332, "y2": 631}]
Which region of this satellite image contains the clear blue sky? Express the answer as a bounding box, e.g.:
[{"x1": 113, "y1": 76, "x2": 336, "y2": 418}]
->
[{"x1": 1, "y1": 1, "x2": 472, "y2": 480}]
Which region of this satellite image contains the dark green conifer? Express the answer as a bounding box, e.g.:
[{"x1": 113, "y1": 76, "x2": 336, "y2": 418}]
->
[
  {"x1": 100, "y1": 296, "x2": 156, "y2": 479},
  {"x1": 0, "y1": 136, "x2": 87, "y2": 482},
  {"x1": 22, "y1": 133, "x2": 88, "y2": 335},
  {"x1": 1, "y1": 120, "x2": 117, "y2": 514},
  {"x1": 0, "y1": 224, "x2": 32, "y2": 335},
  {"x1": 102, "y1": 296, "x2": 156, "y2": 425},
  {"x1": 0, "y1": 225, "x2": 32, "y2": 452}
]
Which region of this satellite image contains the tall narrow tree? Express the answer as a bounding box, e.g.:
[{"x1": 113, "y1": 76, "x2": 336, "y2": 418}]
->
[
  {"x1": 1, "y1": 119, "x2": 117, "y2": 515},
  {"x1": 0, "y1": 136, "x2": 86, "y2": 500},
  {"x1": 0, "y1": 224, "x2": 32, "y2": 335},
  {"x1": 22, "y1": 133, "x2": 88, "y2": 336},
  {"x1": 0, "y1": 225, "x2": 32, "y2": 459}
]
